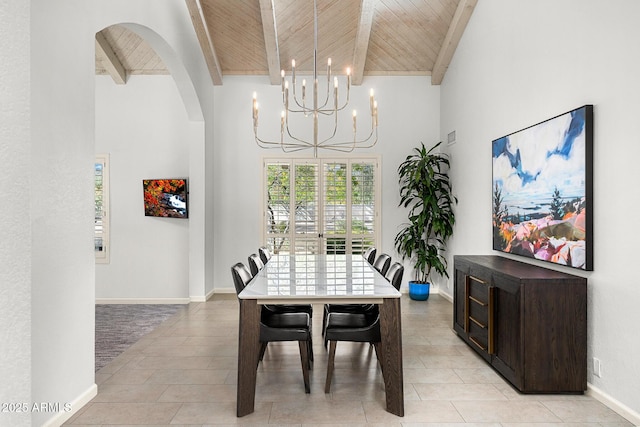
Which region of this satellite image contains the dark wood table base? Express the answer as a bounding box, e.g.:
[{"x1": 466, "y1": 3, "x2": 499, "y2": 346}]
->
[{"x1": 236, "y1": 298, "x2": 404, "y2": 417}]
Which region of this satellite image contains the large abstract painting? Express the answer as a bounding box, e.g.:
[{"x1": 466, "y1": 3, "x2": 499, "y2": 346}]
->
[{"x1": 492, "y1": 105, "x2": 593, "y2": 270}]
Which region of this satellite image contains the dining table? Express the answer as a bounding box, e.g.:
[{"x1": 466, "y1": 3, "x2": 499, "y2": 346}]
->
[{"x1": 236, "y1": 253, "x2": 404, "y2": 417}]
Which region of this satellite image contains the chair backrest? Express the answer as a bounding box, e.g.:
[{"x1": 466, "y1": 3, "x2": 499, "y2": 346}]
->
[
  {"x1": 231, "y1": 262, "x2": 253, "y2": 295},
  {"x1": 363, "y1": 247, "x2": 377, "y2": 264},
  {"x1": 373, "y1": 253, "x2": 392, "y2": 276},
  {"x1": 385, "y1": 262, "x2": 404, "y2": 290},
  {"x1": 248, "y1": 253, "x2": 264, "y2": 277},
  {"x1": 258, "y1": 246, "x2": 272, "y2": 264}
]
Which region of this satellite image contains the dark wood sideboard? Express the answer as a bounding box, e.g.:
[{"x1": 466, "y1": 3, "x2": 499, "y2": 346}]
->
[{"x1": 453, "y1": 255, "x2": 587, "y2": 393}]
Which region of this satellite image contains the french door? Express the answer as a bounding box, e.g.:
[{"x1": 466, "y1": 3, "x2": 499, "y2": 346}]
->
[{"x1": 263, "y1": 157, "x2": 380, "y2": 255}]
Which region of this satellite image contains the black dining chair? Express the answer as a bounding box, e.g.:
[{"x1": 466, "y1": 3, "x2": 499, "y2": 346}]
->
[
  {"x1": 363, "y1": 247, "x2": 377, "y2": 264},
  {"x1": 372, "y1": 253, "x2": 391, "y2": 276},
  {"x1": 258, "y1": 246, "x2": 272, "y2": 264},
  {"x1": 321, "y1": 252, "x2": 389, "y2": 343},
  {"x1": 385, "y1": 262, "x2": 404, "y2": 291},
  {"x1": 248, "y1": 253, "x2": 264, "y2": 277},
  {"x1": 323, "y1": 310, "x2": 381, "y2": 393},
  {"x1": 322, "y1": 302, "x2": 377, "y2": 346},
  {"x1": 231, "y1": 262, "x2": 253, "y2": 295},
  {"x1": 231, "y1": 262, "x2": 312, "y2": 393}
]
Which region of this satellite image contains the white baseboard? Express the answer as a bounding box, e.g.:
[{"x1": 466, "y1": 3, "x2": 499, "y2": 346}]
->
[
  {"x1": 437, "y1": 291, "x2": 453, "y2": 303},
  {"x1": 399, "y1": 286, "x2": 455, "y2": 303},
  {"x1": 95, "y1": 298, "x2": 190, "y2": 304},
  {"x1": 42, "y1": 383, "x2": 97, "y2": 427},
  {"x1": 587, "y1": 383, "x2": 640, "y2": 426},
  {"x1": 190, "y1": 288, "x2": 217, "y2": 302},
  {"x1": 212, "y1": 287, "x2": 236, "y2": 294}
]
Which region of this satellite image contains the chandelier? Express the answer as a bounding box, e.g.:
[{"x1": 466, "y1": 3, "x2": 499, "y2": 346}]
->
[{"x1": 252, "y1": 0, "x2": 378, "y2": 158}]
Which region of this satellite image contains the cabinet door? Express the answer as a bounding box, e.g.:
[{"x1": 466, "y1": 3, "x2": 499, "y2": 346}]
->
[
  {"x1": 453, "y1": 268, "x2": 466, "y2": 332},
  {"x1": 492, "y1": 284, "x2": 522, "y2": 389}
]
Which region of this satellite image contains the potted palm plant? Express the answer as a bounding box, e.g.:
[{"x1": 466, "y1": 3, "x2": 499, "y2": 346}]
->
[{"x1": 394, "y1": 141, "x2": 457, "y2": 300}]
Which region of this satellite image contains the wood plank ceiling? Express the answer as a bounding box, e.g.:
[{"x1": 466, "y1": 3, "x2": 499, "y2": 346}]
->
[{"x1": 95, "y1": 0, "x2": 477, "y2": 86}]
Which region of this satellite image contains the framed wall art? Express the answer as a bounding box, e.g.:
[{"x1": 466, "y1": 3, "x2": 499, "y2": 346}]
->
[
  {"x1": 492, "y1": 105, "x2": 593, "y2": 270},
  {"x1": 143, "y1": 178, "x2": 188, "y2": 219}
]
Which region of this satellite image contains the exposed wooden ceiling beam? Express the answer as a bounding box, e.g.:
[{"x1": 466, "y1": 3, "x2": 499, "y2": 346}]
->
[
  {"x1": 185, "y1": 0, "x2": 223, "y2": 85},
  {"x1": 95, "y1": 31, "x2": 126, "y2": 84},
  {"x1": 351, "y1": 0, "x2": 376, "y2": 86},
  {"x1": 431, "y1": 0, "x2": 477, "y2": 85},
  {"x1": 259, "y1": 0, "x2": 281, "y2": 85}
]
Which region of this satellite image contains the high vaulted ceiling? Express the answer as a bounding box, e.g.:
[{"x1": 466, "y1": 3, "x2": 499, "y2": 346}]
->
[{"x1": 95, "y1": 0, "x2": 477, "y2": 86}]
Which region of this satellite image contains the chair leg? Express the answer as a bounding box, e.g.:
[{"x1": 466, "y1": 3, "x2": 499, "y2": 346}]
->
[
  {"x1": 321, "y1": 305, "x2": 328, "y2": 337},
  {"x1": 258, "y1": 342, "x2": 268, "y2": 364},
  {"x1": 324, "y1": 340, "x2": 337, "y2": 393},
  {"x1": 308, "y1": 335, "x2": 314, "y2": 365},
  {"x1": 298, "y1": 341, "x2": 311, "y2": 393},
  {"x1": 322, "y1": 306, "x2": 330, "y2": 348},
  {"x1": 373, "y1": 341, "x2": 383, "y2": 373}
]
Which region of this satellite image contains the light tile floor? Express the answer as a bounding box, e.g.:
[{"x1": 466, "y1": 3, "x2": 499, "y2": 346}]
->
[{"x1": 65, "y1": 294, "x2": 634, "y2": 426}]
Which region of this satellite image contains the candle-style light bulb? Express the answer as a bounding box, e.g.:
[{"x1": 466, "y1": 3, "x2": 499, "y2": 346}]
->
[
  {"x1": 252, "y1": 92, "x2": 257, "y2": 120},
  {"x1": 369, "y1": 89, "x2": 375, "y2": 113},
  {"x1": 352, "y1": 110, "x2": 357, "y2": 133},
  {"x1": 291, "y1": 59, "x2": 296, "y2": 85}
]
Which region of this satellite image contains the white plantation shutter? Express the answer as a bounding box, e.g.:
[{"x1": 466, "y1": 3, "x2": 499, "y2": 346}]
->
[
  {"x1": 323, "y1": 161, "x2": 348, "y2": 254},
  {"x1": 264, "y1": 157, "x2": 379, "y2": 255},
  {"x1": 293, "y1": 161, "x2": 320, "y2": 254},
  {"x1": 349, "y1": 160, "x2": 377, "y2": 254},
  {"x1": 265, "y1": 161, "x2": 292, "y2": 254},
  {"x1": 95, "y1": 154, "x2": 110, "y2": 263}
]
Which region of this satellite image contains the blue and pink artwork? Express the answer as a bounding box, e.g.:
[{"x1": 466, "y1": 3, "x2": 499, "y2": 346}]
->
[{"x1": 492, "y1": 105, "x2": 593, "y2": 270}]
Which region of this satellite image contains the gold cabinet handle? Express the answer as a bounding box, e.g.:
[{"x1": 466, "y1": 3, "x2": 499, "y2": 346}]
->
[
  {"x1": 468, "y1": 295, "x2": 487, "y2": 306},
  {"x1": 469, "y1": 336, "x2": 487, "y2": 351},
  {"x1": 469, "y1": 316, "x2": 487, "y2": 329},
  {"x1": 468, "y1": 275, "x2": 487, "y2": 284}
]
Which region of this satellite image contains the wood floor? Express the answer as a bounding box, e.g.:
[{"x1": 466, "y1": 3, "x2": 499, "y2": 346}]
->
[{"x1": 65, "y1": 294, "x2": 633, "y2": 425}]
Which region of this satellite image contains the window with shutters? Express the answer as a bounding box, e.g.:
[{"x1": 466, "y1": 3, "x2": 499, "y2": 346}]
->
[
  {"x1": 95, "y1": 154, "x2": 110, "y2": 263},
  {"x1": 263, "y1": 157, "x2": 379, "y2": 255}
]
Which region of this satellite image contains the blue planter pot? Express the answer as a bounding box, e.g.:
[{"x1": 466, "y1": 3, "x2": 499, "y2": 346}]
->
[{"x1": 409, "y1": 281, "x2": 430, "y2": 301}]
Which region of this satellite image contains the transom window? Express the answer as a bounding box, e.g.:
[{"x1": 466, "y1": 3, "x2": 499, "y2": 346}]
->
[{"x1": 263, "y1": 157, "x2": 380, "y2": 255}]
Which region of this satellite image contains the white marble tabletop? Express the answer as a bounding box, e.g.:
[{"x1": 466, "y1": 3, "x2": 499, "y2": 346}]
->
[{"x1": 238, "y1": 254, "x2": 401, "y2": 303}]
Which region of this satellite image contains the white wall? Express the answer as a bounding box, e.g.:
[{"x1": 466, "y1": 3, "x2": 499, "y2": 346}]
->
[
  {"x1": 95, "y1": 75, "x2": 195, "y2": 301},
  {"x1": 0, "y1": 1, "x2": 215, "y2": 425},
  {"x1": 213, "y1": 75, "x2": 440, "y2": 291},
  {"x1": 0, "y1": 2, "x2": 31, "y2": 426},
  {"x1": 30, "y1": 1, "x2": 98, "y2": 425},
  {"x1": 91, "y1": 1, "x2": 216, "y2": 302},
  {"x1": 440, "y1": 0, "x2": 640, "y2": 419}
]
